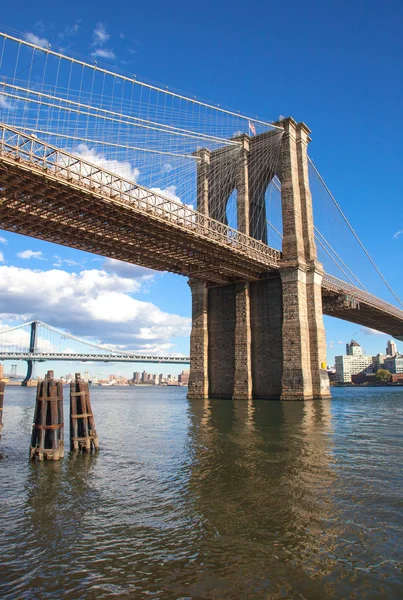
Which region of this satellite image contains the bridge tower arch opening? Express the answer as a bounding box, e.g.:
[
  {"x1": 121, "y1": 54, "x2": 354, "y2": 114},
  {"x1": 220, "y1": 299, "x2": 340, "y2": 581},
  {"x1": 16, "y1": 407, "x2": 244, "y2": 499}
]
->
[{"x1": 188, "y1": 117, "x2": 330, "y2": 401}]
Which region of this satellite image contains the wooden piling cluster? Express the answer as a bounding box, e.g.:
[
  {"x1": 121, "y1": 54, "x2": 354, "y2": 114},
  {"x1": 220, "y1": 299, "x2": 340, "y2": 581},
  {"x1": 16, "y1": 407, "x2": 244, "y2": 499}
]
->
[
  {"x1": 30, "y1": 372, "x2": 64, "y2": 461},
  {"x1": 0, "y1": 381, "x2": 4, "y2": 439},
  {"x1": 70, "y1": 374, "x2": 99, "y2": 453}
]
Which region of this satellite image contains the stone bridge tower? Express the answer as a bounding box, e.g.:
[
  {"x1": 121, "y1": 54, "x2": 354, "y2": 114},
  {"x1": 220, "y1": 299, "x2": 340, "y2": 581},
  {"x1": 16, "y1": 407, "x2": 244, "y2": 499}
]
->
[{"x1": 187, "y1": 117, "x2": 330, "y2": 400}]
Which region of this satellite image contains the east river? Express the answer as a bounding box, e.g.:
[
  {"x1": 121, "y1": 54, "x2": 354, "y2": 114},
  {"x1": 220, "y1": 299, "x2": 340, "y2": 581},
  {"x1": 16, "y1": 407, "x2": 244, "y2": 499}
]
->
[{"x1": 1, "y1": 386, "x2": 402, "y2": 599}]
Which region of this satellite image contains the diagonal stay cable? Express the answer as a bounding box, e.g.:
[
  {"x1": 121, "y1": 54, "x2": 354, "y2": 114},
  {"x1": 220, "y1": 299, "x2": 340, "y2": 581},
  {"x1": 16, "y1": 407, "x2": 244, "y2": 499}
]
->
[{"x1": 309, "y1": 158, "x2": 403, "y2": 307}]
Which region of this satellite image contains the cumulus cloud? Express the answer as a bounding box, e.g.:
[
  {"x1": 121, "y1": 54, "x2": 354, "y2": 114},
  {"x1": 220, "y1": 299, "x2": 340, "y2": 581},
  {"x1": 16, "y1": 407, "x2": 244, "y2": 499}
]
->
[
  {"x1": 53, "y1": 255, "x2": 80, "y2": 268},
  {"x1": 93, "y1": 23, "x2": 110, "y2": 45},
  {"x1": 360, "y1": 327, "x2": 385, "y2": 336},
  {"x1": 17, "y1": 250, "x2": 46, "y2": 260},
  {"x1": 150, "y1": 184, "x2": 181, "y2": 203},
  {"x1": 102, "y1": 258, "x2": 155, "y2": 282},
  {"x1": 0, "y1": 251, "x2": 4, "y2": 262},
  {"x1": 24, "y1": 32, "x2": 49, "y2": 48},
  {"x1": 0, "y1": 236, "x2": 8, "y2": 245},
  {"x1": 91, "y1": 22, "x2": 115, "y2": 60},
  {"x1": 91, "y1": 48, "x2": 116, "y2": 60},
  {"x1": 393, "y1": 229, "x2": 403, "y2": 240},
  {"x1": 0, "y1": 93, "x2": 15, "y2": 111},
  {"x1": 74, "y1": 144, "x2": 140, "y2": 182},
  {"x1": 59, "y1": 21, "x2": 80, "y2": 40},
  {"x1": 0, "y1": 266, "x2": 190, "y2": 352}
]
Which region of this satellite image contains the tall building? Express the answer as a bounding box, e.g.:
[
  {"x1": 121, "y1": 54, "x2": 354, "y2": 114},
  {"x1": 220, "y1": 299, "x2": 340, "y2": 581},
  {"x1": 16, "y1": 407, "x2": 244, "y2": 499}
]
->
[
  {"x1": 346, "y1": 340, "x2": 363, "y2": 356},
  {"x1": 178, "y1": 370, "x2": 189, "y2": 385},
  {"x1": 386, "y1": 340, "x2": 398, "y2": 356},
  {"x1": 372, "y1": 353, "x2": 386, "y2": 372},
  {"x1": 335, "y1": 341, "x2": 373, "y2": 383}
]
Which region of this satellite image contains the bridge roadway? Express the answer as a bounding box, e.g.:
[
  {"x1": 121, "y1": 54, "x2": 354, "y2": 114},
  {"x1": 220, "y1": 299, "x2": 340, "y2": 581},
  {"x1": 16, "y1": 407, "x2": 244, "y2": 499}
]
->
[
  {"x1": 0, "y1": 352, "x2": 190, "y2": 364},
  {"x1": 0, "y1": 123, "x2": 402, "y2": 340}
]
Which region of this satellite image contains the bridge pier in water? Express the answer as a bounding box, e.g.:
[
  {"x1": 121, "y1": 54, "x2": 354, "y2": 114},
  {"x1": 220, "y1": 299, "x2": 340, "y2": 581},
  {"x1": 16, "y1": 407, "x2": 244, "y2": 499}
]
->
[
  {"x1": 70, "y1": 374, "x2": 99, "y2": 453},
  {"x1": 188, "y1": 117, "x2": 330, "y2": 401},
  {"x1": 30, "y1": 371, "x2": 64, "y2": 461}
]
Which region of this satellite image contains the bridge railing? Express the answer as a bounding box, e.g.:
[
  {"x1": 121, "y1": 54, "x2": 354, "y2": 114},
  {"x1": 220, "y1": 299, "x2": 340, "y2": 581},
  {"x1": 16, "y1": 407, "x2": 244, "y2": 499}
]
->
[
  {"x1": 0, "y1": 124, "x2": 281, "y2": 268},
  {"x1": 323, "y1": 274, "x2": 403, "y2": 320}
]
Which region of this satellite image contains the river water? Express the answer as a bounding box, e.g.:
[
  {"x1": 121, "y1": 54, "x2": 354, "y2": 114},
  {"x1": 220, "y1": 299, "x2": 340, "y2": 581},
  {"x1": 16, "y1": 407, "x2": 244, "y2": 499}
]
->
[{"x1": 0, "y1": 386, "x2": 402, "y2": 599}]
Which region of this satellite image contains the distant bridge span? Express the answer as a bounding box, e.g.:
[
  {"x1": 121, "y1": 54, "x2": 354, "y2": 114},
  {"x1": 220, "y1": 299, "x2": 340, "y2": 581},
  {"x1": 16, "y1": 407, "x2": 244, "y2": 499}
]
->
[{"x1": 0, "y1": 352, "x2": 190, "y2": 365}]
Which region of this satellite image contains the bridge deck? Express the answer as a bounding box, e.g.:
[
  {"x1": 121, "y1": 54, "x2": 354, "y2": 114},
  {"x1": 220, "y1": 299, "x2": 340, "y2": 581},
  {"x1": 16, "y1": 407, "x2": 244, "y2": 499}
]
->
[
  {"x1": 0, "y1": 125, "x2": 280, "y2": 285},
  {"x1": 322, "y1": 275, "x2": 403, "y2": 339},
  {"x1": 0, "y1": 124, "x2": 402, "y2": 339}
]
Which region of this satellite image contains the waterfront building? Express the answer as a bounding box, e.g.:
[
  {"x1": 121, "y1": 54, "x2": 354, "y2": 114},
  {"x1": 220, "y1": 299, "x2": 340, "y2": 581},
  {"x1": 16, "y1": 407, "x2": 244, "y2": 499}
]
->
[
  {"x1": 335, "y1": 341, "x2": 373, "y2": 383},
  {"x1": 386, "y1": 340, "x2": 398, "y2": 356},
  {"x1": 346, "y1": 340, "x2": 363, "y2": 356},
  {"x1": 178, "y1": 370, "x2": 189, "y2": 385},
  {"x1": 372, "y1": 353, "x2": 386, "y2": 372},
  {"x1": 383, "y1": 355, "x2": 403, "y2": 374}
]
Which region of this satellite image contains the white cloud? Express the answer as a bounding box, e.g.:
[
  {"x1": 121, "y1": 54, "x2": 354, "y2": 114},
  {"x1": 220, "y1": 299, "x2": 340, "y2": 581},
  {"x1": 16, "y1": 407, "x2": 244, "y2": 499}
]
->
[
  {"x1": 0, "y1": 237, "x2": 7, "y2": 245},
  {"x1": 59, "y1": 22, "x2": 80, "y2": 40},
  {"x1": 93, "y1": 23, "x2": 110, "y2": 45},
  {"x1": 360, "y1": 327, "x2": 385, "y2": 336},
  {"x1": 150, "y1": 184, "x2": 181, "y2": 203},
  {"x1": 0, "y1": 251, "x2": 4, "y2": 262},
  {"x1": 17, "y1": 250, "x2": 46, "y2": 260},
  {"x1": 91, "y1": 48, "x2": 116, "y2": 60},
  {"x1": 90, "y1": 23, "x2": 115, "y2": 60},
  {"x1": 393, "y1": 229, "x2": 403, "y2": 240},
  {"x1": 24, "y1": 32, "x2": 49, "y2": 48},
  {"x1": 0, "y1": 93, "x2": 15, "y2": 111},
  {"x1": 74, "y1": 144, "x2": 140, "y2": 182},
  {"x1": 53, "y1": 255, "x2": 80, "y2": 268},
  {"x1": 0, "y1": 266, "x2": 190, "y2": 352},
  {"x1": 102, "y1": 258, "x2": 155, "y2": 282}
]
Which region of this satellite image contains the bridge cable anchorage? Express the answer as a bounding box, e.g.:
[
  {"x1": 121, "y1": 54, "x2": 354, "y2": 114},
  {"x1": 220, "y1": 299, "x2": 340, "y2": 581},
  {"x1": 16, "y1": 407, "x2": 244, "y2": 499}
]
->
[{"x1": 309, "y1": 158, "x2": 403, "y2": 308}]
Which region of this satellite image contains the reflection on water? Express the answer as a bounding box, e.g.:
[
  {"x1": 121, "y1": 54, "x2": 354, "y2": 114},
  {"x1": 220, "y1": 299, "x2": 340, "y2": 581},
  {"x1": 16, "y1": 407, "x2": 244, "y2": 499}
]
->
[{"x1": 0, "y1": 386, "x2": 402, "y2": 599}]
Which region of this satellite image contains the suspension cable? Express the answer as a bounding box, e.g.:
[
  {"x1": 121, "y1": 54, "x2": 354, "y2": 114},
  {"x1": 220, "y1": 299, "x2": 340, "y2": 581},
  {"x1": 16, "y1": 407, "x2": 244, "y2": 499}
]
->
[{"x1": 309, "y1": 157, "x2": 403, "y2": 308}]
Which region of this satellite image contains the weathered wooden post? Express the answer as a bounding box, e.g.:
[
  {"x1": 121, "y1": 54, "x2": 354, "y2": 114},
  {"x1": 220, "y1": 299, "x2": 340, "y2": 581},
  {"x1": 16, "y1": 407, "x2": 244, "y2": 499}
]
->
[
  {"x1": 30, "y1": 371, "x2": 64, "y2": 461},
  {"x1": 70, "y1": 373, "x2": 99, "y2": 453},
  {"x1": 0, "y1": 381, "x2": 4, "y2": 439}
]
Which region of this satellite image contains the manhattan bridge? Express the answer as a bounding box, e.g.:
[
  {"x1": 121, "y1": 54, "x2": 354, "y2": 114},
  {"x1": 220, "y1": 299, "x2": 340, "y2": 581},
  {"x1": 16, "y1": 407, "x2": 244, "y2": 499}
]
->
[{"x1": 0, "y1": 31, "x2": 402, "y2": 399}]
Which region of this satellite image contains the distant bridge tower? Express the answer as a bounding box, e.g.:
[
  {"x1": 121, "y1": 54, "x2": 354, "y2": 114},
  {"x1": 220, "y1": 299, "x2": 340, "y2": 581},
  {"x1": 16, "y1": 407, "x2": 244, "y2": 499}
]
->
[
  {"x1": 22, "y1": 320, "x2": 39, "y2": 385},
  {"x1": 188, "y1": 117, "x2": 330, "y2": 400}
]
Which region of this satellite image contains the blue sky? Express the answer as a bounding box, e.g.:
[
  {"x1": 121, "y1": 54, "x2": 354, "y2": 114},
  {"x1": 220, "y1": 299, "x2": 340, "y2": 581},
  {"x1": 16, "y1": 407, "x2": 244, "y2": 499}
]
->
[{"x1": 0, "y1": 0, "x2": 402, "y2": 378}]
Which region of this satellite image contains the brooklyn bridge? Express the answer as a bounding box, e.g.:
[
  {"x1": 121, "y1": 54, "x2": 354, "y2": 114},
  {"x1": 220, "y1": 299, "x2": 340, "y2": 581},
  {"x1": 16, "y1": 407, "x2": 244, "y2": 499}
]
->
[{"x1": 0, "y1": 31, "x2": 402, "y2": 400}]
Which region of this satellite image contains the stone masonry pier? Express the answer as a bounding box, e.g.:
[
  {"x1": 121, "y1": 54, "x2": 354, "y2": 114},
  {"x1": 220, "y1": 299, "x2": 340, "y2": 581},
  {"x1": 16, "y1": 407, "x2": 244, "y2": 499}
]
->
[{"x1": 187, "y1": 117, "x2": 331, "y2": 400}]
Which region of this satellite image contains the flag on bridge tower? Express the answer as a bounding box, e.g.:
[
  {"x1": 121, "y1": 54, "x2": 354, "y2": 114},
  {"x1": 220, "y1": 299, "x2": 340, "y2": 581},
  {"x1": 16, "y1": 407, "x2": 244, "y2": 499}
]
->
[{"x1": 248, "y1": 121, "x2": 256, "y2": 136}]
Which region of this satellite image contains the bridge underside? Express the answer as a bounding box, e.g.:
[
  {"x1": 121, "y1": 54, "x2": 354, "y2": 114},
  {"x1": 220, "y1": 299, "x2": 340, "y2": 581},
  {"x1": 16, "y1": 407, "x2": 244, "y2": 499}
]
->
[
  {"x1": 0, "y1": 158, "x2": 278, "y2": 286},
  {"x1": 322, "y1": 289, "x2": 403, "y2": 339}
]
